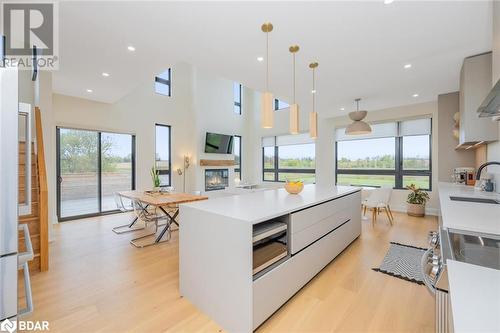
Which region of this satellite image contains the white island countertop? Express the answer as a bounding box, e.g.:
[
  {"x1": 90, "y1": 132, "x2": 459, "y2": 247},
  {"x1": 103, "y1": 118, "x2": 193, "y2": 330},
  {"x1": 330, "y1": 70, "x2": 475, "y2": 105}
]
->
[
  {"x1": 447, "y1": 260, "x2": 500, "y2": 333},
  {"x1": 438, "y1": 182, "x2": 500, "y2": 235},
  {"x1": 181, "y1": 184, "x2": 360, "y2": 224}
]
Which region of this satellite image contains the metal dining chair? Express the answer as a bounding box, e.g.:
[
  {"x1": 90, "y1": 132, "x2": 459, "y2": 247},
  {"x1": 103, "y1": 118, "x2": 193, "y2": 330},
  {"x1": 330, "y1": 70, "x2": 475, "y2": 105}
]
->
[
  {"x1": 130, "y1": 199, "x2": 171, "y2": 248},
  {"x1": 112, "y1": 192, "x2": 146, "y2": 234}
]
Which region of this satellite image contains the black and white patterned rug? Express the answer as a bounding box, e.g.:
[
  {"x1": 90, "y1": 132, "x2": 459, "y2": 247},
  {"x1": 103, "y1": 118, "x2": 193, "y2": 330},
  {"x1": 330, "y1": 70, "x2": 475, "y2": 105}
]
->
[{"x1": 372, "y1": 242, "x2": 427, "y2": 285}]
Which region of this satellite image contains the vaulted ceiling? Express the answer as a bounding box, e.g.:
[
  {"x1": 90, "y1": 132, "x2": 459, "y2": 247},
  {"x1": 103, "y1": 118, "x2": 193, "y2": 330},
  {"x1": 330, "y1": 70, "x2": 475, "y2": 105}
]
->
[{"x1": 54, "y1": 1, "x2": 492, "y2": 117}]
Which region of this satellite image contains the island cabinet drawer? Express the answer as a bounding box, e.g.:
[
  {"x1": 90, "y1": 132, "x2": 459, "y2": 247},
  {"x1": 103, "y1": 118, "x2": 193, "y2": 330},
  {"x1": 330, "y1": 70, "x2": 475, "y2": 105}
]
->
[
  {"x1": 252, "y1": 217, "x2": 360, "y2": 330},
  {"x1": 290, "y1": 194, "x2": 353, "y2": 235}
]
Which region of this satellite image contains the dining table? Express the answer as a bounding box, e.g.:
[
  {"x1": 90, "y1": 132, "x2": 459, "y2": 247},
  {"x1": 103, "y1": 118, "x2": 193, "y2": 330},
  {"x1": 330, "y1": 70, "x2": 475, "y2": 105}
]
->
[{"x1": 118, "y1": 190, "x2": 208, "y2": 244}]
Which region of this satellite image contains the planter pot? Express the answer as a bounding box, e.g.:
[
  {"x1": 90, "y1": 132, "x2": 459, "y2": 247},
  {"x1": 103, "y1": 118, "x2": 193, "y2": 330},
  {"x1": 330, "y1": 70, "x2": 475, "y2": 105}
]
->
[{"x1": 407, "y1": 203, "x2": 425, "y2": 217}]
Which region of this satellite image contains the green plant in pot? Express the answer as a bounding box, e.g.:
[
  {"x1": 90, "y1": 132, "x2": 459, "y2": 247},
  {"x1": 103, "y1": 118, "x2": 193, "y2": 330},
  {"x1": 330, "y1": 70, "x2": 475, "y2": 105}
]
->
[
  {"x1": 150, "y1": 165, "x2": 161, "y2": 191},
  {"x1": 406, "y1": 184, "x2": 430, "y2": 217}
]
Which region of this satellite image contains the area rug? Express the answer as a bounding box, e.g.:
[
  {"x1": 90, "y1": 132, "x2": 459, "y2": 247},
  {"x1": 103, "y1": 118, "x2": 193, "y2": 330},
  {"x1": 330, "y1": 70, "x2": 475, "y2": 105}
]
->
[{"x1": 372, "y1": 242, "x2": 427, "y2": 285}]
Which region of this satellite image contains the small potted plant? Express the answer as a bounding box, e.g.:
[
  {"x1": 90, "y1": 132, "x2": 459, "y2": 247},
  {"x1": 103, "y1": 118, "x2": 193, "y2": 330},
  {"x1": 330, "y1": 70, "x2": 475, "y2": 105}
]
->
[
  {"x1": 150, "y1": 165, "x2": 161, "y2": 191},
  {"x1": 406, "y1": 184, "x2": 430, "y2": 217}
]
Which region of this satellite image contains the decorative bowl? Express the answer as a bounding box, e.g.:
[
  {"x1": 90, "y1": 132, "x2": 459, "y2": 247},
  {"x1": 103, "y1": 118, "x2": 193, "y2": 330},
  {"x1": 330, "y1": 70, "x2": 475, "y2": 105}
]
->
[{"x1": 284, "y1": 181, "x2": 304, "y2": 194}]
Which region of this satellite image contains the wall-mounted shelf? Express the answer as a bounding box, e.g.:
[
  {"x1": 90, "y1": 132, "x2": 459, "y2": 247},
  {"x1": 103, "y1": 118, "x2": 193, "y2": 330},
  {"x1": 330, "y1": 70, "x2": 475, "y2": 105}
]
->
[{"x1": 200, "y1": 159, "x2": 235, "y2": 167}]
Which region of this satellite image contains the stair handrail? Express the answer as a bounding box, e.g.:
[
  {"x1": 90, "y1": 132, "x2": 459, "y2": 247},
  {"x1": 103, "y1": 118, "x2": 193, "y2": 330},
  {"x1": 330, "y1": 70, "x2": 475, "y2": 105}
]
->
[{"x1": 34, "y1": 106, "x2": 49, "y2": 271}]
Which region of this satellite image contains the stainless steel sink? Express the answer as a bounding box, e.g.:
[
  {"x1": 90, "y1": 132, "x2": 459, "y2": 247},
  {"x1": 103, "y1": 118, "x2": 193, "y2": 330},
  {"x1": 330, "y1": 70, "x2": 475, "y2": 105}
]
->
[{"x1": 449, "y1": 196, "x2": 500, "y2": 204}]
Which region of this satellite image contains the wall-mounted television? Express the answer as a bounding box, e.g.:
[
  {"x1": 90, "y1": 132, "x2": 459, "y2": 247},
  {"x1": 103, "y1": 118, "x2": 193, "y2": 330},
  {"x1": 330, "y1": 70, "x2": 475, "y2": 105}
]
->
[{"x1": 205, "y1": 132, "x2": 234, "y2": 154}]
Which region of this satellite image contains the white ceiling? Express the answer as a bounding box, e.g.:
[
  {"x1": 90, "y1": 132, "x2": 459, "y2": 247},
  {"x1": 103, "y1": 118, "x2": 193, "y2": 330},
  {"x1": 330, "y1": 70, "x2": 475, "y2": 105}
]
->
[{"x1": 54, "y1": 1, "x2": 493, "y2": 118}]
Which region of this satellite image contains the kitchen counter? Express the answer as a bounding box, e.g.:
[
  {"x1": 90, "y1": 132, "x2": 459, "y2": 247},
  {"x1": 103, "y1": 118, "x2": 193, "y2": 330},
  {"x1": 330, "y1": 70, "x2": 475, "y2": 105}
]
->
[
  {"x1": 447, "y1": 260, "x2": 500, "y2": 333},
  {"x1": 438, "y1": 182, "x2": 500, "y2": 235},
  {"x1": 182, "y1": 184, "x2": 360, "y2": 224},
  {"x1": 179, "y1": 184, "x2": 361, "y2": 332}
]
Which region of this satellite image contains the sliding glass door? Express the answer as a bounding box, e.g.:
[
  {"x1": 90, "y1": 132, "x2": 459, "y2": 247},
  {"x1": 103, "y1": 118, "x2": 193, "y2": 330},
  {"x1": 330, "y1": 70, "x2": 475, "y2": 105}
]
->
[{"x1": 57, "y1": 127, "x2": 135, "y2": 221}]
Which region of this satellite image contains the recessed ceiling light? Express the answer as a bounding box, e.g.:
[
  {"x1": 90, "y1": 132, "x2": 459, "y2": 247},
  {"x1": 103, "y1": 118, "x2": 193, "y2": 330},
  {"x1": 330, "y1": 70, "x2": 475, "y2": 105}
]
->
[
  {"x1": 404, "y1": 63, "x2": 412, "y2": 69},
  {"x1": 311, "y1": 89, "x2": 316, "y2": 94},
  {"x1": 102, "y1": 72, "x2": 110, "y2": 77},
  {"x1": 384, "y1": 0, "x2": 394, "y2": 4},
  {"x1": 127, "y1": 45, "x2": 136, "y2": 52},
  {"x1": 257, "y1": 56, "x2": 264, "y2": 62},
  {"x1": 86, "y1": 89, "x2": 93, "y2": 93},
  {"x1": 340, "y1": 107, "x2": 345, "y2": 111},
  {"x1": 412, "y1": 93, "x2": 419, "y2": 97}
]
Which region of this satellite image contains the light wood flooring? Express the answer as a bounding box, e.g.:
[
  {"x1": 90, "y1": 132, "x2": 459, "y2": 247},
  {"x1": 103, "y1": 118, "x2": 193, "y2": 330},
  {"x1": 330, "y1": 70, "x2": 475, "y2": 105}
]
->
[{"x1": 23, "y1": 210, "x2": 437, "y2": 332}]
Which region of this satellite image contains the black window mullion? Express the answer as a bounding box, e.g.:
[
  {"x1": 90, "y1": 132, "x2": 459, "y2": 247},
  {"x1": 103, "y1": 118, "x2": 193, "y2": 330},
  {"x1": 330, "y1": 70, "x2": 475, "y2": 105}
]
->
[
  {"x1": 274, "y1": 145, "x2": 279, "y2": 182},
  {"x1": 395, "y1": 136, "x2": 403, "y2": 189},
  {"x1": 97, "y1": 132, "x2": 102, "y2": 213}
]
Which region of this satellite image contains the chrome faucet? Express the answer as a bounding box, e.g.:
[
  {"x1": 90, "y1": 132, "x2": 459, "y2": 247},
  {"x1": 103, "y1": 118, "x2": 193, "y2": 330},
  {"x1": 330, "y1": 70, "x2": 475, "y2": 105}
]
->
[{"x1": 475, "y1": 161, "x2": 500, "y2": 180}]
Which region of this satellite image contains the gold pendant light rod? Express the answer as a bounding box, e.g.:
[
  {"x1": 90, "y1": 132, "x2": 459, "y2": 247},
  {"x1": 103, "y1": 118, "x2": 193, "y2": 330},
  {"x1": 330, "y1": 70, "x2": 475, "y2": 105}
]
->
[
  {"x1": 309, "y1": 62, "x2": 319, "y2": 139},
  {"x1": 289, "y1": 45, "x2": 300, "y2": 134}
]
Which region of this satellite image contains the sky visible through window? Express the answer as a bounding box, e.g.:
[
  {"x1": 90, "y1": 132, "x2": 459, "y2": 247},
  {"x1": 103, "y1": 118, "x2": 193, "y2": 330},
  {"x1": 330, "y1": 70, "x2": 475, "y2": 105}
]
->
[{"x1": 338, "y1": 135, "x2": 429, "y2": 160}]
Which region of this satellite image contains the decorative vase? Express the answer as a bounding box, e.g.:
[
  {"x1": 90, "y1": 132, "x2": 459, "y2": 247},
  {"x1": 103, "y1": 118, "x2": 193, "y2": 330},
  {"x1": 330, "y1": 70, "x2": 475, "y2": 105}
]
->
[{"x1": 407, "y1": 203, "x2": 425, "y2": 217}]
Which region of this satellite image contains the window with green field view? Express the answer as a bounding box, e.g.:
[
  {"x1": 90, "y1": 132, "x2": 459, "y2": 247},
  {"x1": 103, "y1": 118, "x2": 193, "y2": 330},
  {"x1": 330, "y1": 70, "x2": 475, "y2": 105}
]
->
[
  {"x1": 263, "y1": 136, "x2": 315, "y2": 183},
  {"x1": 335, "y1": 119, "x2": 431, "y2": 190}
]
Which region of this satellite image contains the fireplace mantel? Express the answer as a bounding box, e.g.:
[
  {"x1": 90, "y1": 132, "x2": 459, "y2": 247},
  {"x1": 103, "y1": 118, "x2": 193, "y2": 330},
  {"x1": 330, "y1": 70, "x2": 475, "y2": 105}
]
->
[{"x1": 200, "y1": 159, "x2": 235, "y2": 167}]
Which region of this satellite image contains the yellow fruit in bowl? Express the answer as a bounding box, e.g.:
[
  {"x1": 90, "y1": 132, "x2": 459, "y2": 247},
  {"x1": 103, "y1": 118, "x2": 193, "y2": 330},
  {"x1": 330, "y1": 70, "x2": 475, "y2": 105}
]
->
[{"x1": 285, "y1": 180, "x2": 304, "y2": 194}]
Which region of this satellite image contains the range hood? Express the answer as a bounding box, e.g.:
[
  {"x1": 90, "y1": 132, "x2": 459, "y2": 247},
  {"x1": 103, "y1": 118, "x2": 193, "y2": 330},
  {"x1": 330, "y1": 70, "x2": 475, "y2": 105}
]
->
[{"x1": 477, "y1": 78, "x2": 500, "y2": 118}]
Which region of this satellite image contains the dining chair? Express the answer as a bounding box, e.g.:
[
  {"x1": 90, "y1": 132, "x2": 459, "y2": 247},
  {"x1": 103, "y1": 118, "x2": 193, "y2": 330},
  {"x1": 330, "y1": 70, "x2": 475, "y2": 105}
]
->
[
  {"x1": 112, "y1": 192, "x2": 146, "y2": 234},
  {"x1": 130, "y1": 199, "x2": 171, "y2": 248},
  {"x1": 362, "y1": 187, "x2": 394, "y2": 226}
]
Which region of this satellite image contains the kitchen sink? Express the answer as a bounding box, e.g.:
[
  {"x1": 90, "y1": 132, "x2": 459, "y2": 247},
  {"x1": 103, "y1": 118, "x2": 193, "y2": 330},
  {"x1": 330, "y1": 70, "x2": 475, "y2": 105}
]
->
[{"x1": 449, "y1": 196, "x2": 500, "y2": 204}]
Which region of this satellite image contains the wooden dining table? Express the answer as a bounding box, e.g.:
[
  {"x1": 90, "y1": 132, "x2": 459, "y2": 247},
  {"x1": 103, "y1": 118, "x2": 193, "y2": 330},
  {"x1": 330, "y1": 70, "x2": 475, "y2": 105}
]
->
[{"x1": 118, "y1": 190, "x2": 208, "y2": 244}]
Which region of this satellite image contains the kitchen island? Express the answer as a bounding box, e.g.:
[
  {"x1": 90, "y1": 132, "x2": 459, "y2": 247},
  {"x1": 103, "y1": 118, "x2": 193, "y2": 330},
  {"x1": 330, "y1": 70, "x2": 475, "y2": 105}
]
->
[{"x1": 179, "y1": 184, "x2": 361, "y2": 332}]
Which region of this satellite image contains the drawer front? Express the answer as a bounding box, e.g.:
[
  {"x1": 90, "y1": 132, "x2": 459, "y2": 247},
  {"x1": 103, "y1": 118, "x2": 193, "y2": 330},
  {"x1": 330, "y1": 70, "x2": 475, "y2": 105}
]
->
[
  {"x1": 291, "y1": 211, "x2": 350, "y2": 254},
  {"x1": 253, "y1": 217, "x2": 360, "y2": 330},
  {"x1": 290, "y1": 192, "x2": 360, "y2": 254},
  {"x1": 290, "y1": 193, "x2": 354, "y2": 235}
]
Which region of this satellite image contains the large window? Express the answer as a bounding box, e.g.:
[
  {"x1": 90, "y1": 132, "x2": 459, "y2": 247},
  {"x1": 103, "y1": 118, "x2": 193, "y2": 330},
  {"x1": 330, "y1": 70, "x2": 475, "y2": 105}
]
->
[
  {"x1": 335, "y1": 118, "x2": 432, "y2": 190},
  {"x1": 155, "y1": 124, "x2": 171, "y2": 186},
  {"x1": 155, "y1": 69, "x2": 171, "y2": 96},
  {"x1": 234, "y1": 83, "x2": 242, "y2": 115},
  {"x1": 234, "y1": 135, "x2": 241, "y2": 180},
  {"x1": 56, "y1": 127, "x2": 135, "y2": 221},
  {"x1": 262, "y1": 134, "x2": 315, "y2": 183},
  {"x1": 274, "y1": 99, "x2": 289, "y2": 110}
]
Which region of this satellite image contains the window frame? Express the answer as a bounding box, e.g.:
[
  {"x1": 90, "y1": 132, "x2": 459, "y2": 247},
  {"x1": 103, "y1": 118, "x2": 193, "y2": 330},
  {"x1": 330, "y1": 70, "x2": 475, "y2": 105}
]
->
[
  {"x1": 274, "y1": 98, "x2": 289, "y2": 111},
  {"x1": 262, "y1": 143, "x2": 315, "y2": 183},
  {"x1": 56, "y1": 126, "x2": 136, "y2": 222},
  {"x1": 154, "y1": 68, "x2": 172, "y2": 97},
  {"x1": 154, "y1": 123, "x2": 172, "y2": 187},
  {"x1": 234, "y1": 135, "x2": 242, "y2": 179},
  {"x1": 234, "y1": 83, "x2": 242, "y2": 115},
  {"x1": 335, "y1": 119, "x2": 432, "y2": 190}
]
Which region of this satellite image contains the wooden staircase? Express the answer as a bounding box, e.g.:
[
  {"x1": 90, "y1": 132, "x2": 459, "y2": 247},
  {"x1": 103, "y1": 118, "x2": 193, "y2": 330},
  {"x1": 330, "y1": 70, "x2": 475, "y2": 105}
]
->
[{"x1": 18, "y1": 107, "x2": 49, "y2": 272}]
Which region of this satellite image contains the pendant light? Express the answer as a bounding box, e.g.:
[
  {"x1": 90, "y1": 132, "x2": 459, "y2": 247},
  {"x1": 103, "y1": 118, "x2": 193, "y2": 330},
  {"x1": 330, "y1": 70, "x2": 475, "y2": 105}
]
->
[
  {"x1": 289, "y1": 45, "x2": 300, "y2": 134},
  {"x1": 345, "y1": 98, "x2": 372, "y2": 135},
  {"x1": 309, "y1": 62, "x2": 318, "y2": 139},
  {"x1": 261, "y1": 22, "x2": 274, "y2": 129}
]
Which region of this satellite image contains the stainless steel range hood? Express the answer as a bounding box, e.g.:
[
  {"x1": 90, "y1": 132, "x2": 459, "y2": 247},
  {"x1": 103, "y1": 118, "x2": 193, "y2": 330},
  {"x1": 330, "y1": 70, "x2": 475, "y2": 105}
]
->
[{"x1": 477, "y1": 78, "x2": 500, "y2": 118}]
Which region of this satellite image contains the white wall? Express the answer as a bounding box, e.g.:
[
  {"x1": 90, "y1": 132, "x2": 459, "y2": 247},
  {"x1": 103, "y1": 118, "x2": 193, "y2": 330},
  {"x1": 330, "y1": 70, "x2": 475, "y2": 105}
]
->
[{"x1": 48, "y1": 63, "x2": 259, "y2": 222}]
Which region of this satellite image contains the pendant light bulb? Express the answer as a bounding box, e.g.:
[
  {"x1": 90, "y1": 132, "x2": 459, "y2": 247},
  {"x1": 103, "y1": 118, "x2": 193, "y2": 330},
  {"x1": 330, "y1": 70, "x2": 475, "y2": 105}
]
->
[
  {"x1": 289, "y1": 45, "x2": 300, "y2": 134},
  {"x1": 261, "y1": 22, "x2": 274, "y2": 129},
  {"x1": 309, "y1": 62, "x2": 318, "y2": 139}
]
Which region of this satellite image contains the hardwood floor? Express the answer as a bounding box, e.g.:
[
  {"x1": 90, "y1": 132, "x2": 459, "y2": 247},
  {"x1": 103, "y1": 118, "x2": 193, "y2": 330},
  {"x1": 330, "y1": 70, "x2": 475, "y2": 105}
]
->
[{"x1": 23, "y1": 210, "x2": 437, "y2": 332}]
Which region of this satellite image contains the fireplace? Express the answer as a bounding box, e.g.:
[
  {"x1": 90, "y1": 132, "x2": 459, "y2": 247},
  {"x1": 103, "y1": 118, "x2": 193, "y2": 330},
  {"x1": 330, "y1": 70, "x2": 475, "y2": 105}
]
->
[{"x1": 205, "y1": 169, "x2": 229, "y2": 191}]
